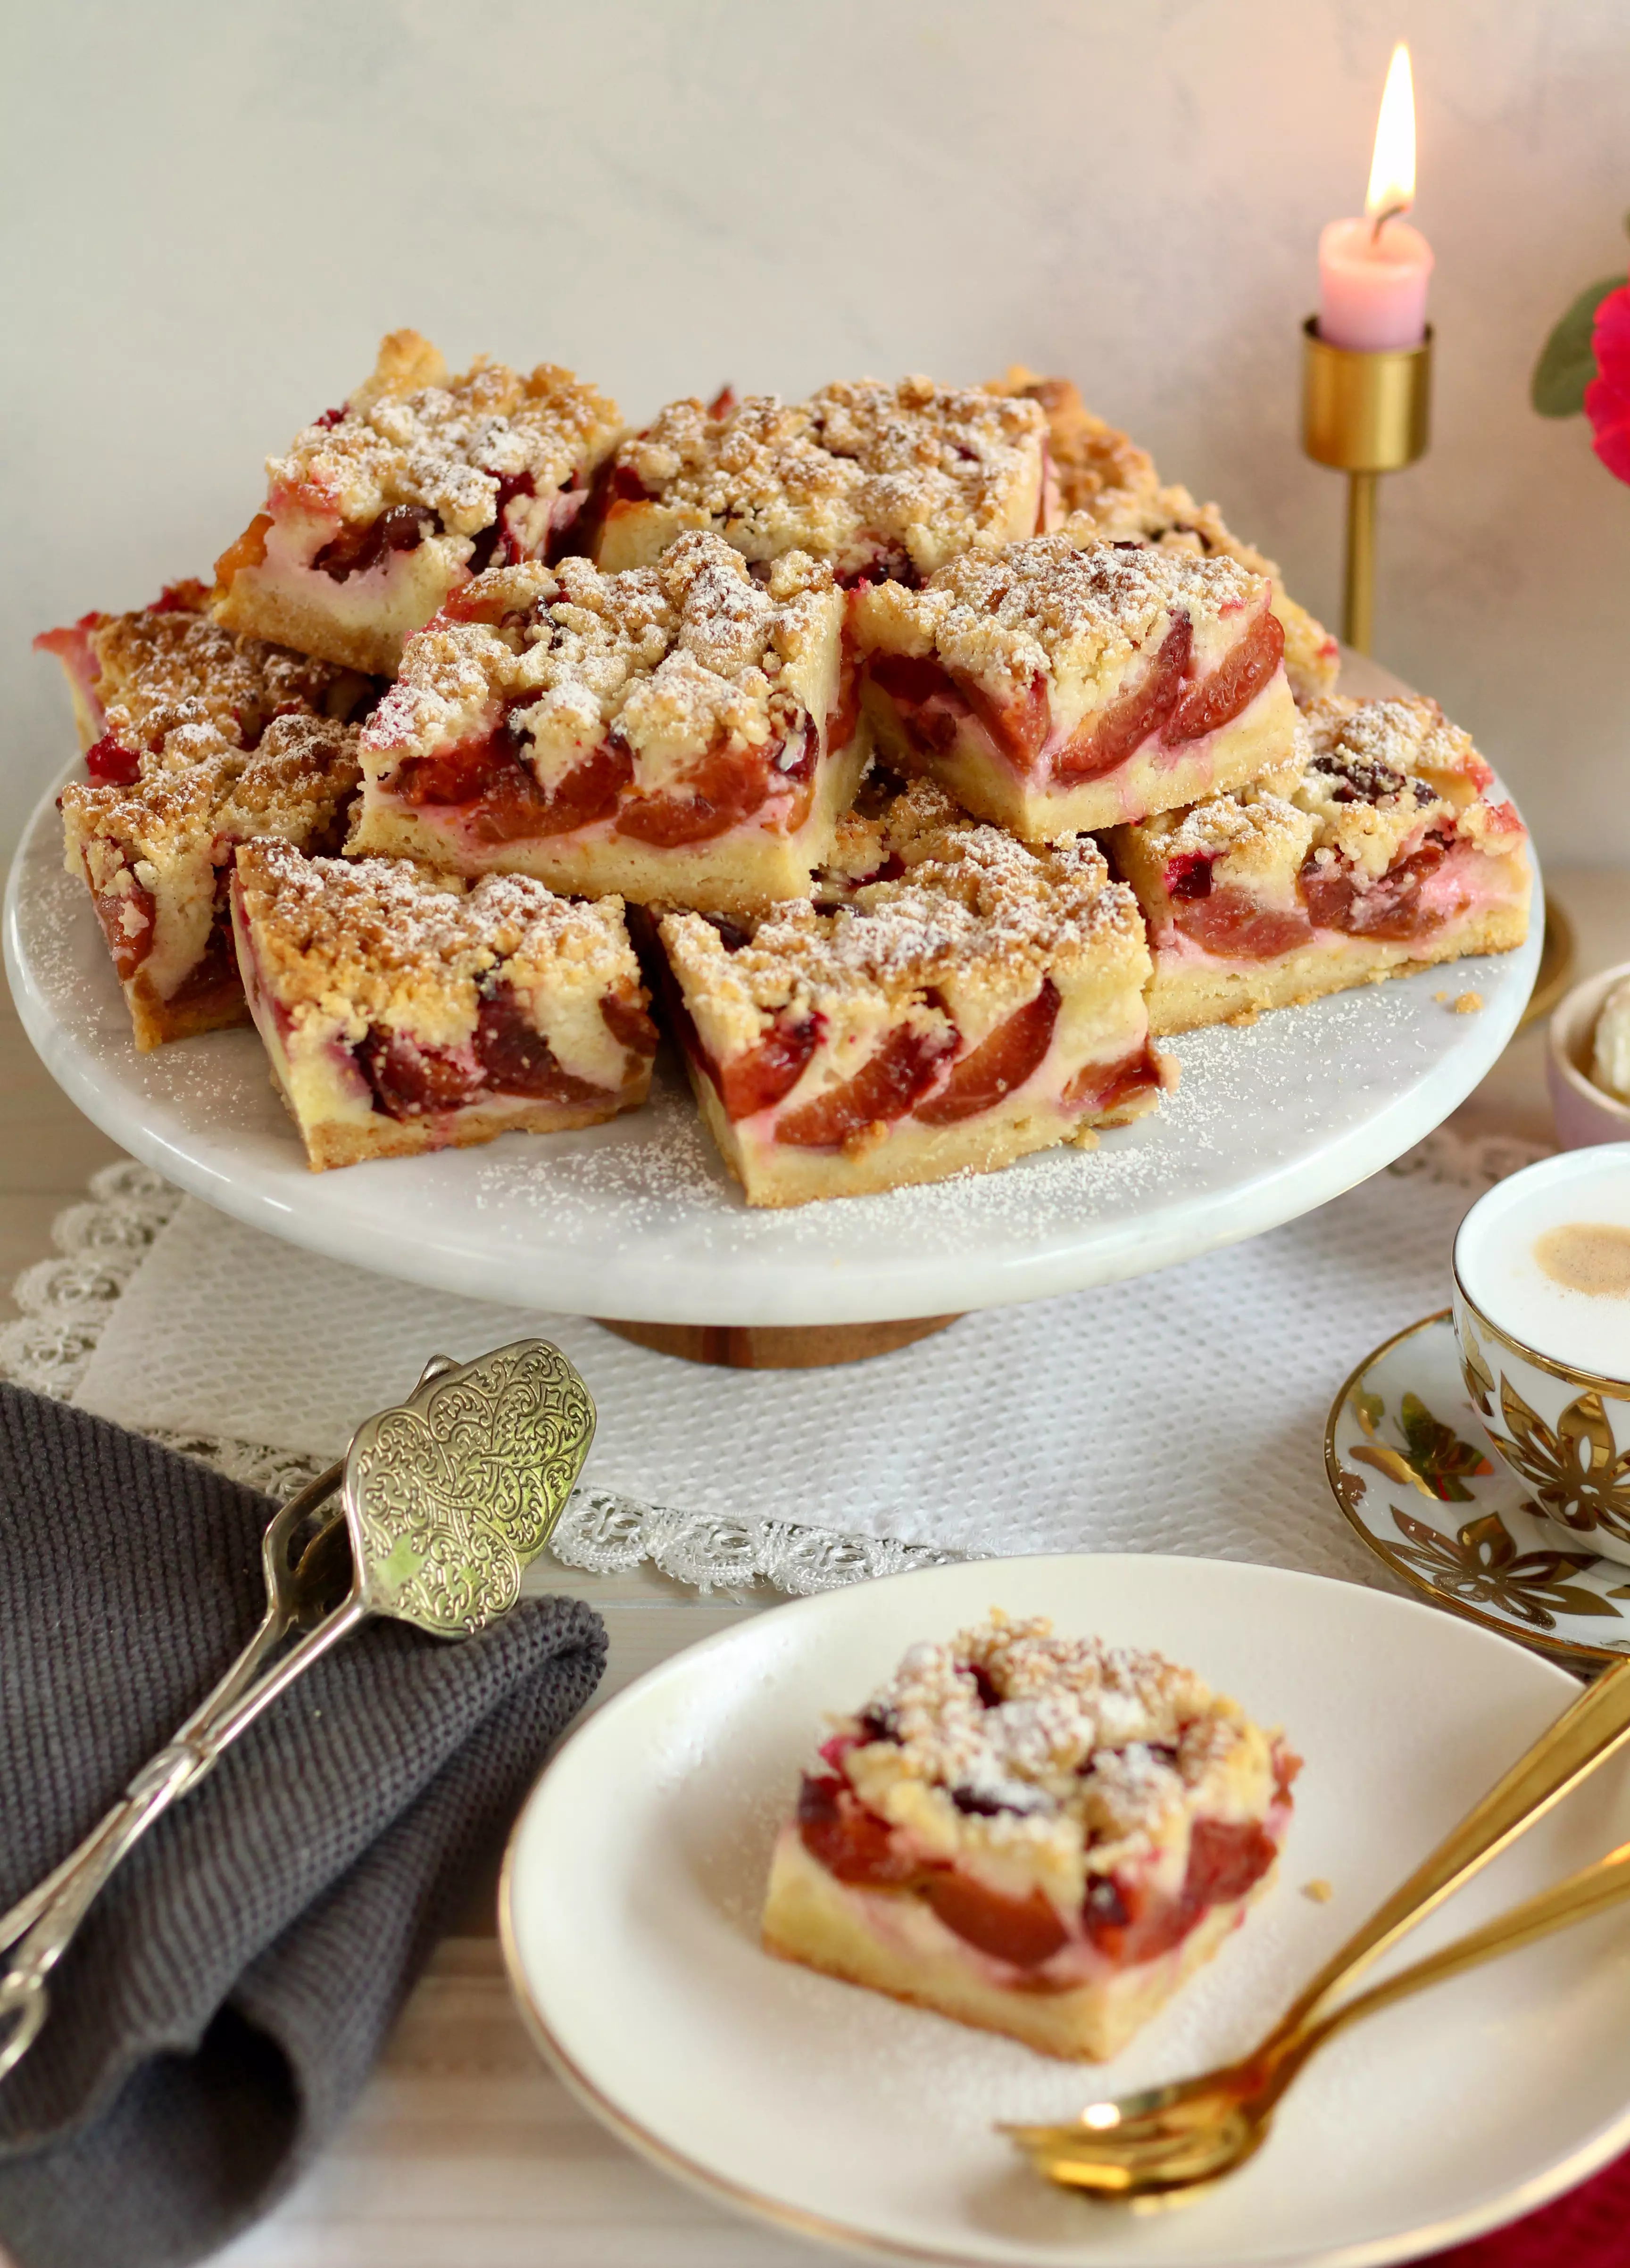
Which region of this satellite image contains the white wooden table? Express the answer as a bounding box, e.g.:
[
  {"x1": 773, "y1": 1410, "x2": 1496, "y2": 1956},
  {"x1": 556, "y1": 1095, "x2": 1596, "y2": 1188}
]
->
[{"x1": 3, "y1": 871, "x2": 1627, "y2": 2267}]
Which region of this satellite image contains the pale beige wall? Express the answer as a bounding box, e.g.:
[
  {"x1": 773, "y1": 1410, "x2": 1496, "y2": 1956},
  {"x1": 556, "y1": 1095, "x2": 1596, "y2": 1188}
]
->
[{"x1": 5, "y1": 0, "x2": 1627, "y2": 868}]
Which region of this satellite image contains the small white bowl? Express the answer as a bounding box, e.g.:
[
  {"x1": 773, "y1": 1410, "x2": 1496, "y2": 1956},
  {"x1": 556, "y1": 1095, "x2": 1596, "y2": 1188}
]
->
[{"x1": 1547, "y1": 959, "x2": 1630, "y2": 1149}]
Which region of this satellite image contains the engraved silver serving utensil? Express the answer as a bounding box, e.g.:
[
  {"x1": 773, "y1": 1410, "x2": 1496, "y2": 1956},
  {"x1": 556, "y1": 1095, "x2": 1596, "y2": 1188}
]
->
[{"x1": 0, "y1": 1339, "x2": 594, "y2": 2083}]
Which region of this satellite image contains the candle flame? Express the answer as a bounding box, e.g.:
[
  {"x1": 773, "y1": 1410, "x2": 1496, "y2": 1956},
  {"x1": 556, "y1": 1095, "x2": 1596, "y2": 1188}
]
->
[{"x1": 1365, "y1": 43, "x2": 1416, "y2": 220}]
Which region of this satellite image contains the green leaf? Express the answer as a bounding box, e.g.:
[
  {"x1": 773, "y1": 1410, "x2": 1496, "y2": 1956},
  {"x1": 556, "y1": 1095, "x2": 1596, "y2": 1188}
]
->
[
  {"x1": 1397, "y1": 1392, "x2": 1494, "y2": 1502},
  {"x1": 1532, "y1": 277, "x2": 1622, "y2": 417}
]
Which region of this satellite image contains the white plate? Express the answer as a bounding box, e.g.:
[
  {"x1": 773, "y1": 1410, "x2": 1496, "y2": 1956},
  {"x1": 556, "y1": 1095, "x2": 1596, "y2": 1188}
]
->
[
  {"x1": 501, "y1": 1554, "x2": 1630, "y2": 2268},
  {"x1": 5, "y1": 768, "x2": 1541, "y2": 1327}
]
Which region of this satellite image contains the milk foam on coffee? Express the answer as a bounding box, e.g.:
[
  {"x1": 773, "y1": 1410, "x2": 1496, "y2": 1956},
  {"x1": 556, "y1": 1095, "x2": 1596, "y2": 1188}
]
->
[{"x1": 1455, "y1": 1146, "x2": 1630, "y2": 1379}]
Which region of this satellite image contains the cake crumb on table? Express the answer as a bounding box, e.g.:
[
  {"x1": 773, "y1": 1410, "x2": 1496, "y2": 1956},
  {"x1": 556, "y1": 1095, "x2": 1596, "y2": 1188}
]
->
[{"x1": 1302, "y1": 1878, "x2": 1334, "y2": 1903}]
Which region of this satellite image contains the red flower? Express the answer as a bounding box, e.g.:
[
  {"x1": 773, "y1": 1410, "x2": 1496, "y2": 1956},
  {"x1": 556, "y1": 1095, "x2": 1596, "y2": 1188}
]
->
[{"x1": 1585, "y1": 280, "x2": 1630, "y2": 485}]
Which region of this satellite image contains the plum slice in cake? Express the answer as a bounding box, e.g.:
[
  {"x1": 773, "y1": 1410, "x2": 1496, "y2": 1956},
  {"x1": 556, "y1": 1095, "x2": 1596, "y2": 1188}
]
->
[
  {"x1": 1068, "y1": 483, "x2": 1340, "y2": 710},
  {"x1": 1108, "y1": 695, "x2": 1531, "y2": 1036},
  {"x1": 853, "y1": 535, "x2": 1298, "y2": 842},
  {"x1": 762, "y1": 1612, "x2": 1300, "y2": 2061},
  {"x1": 594, "y1": 377, "x2": 1050, "y2": 583},
  {"x1": 35, "y1": 582, "x2": 373, "y2": 778},
  {"x1": 231, "y1": 842, "x2": 656, "y2": 1171},
  {"x1": 653, "y1": 792, "x2": 1169, "y2": 1208},
  {"x1": 212, "y1": 330, "x2": 623, "y2": 676},
  {"x1": 986, "y1": 365, "x2": 1341, "y2": 707},
  {"x1": 349, "y1": 533, "x2": 867, "y2": 914},
  {"x1": 59, "y1": 717, "x2": 362, "y2": 1050}
]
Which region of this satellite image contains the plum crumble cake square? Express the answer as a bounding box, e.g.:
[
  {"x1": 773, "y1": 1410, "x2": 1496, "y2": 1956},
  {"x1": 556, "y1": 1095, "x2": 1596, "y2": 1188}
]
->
[
  {"x1": 594, "y1": 377, "x2": 1050, "y2": 584},
  {"x1": 231, "y1": 842, "x2": 656, "y2": 1171},
  {"x1": 1109, "y1": 695, "x2": 1531, "y2": 1035},
  {"x1": 852, "y1": 534, "x2": 1298, "y2": 842},
  {"x1": 986, "y1": 366, "x2": 1341, "y2": 707},
  {"x1": 349, "y1": 533, "x2": 868, "y2": 913},
  {"x1": 212, "y1": 330, "x2": 623, "y2": 677},
  {"x1": 653, "y1": 793, "x2": 1169, "y2": 1208},
  {"x1": 35, "y1": 582, "x2": 373, "y2": 780},
  {"x1": 762, "y1": 1612, "x2": 1299, "y2": 2061},
  {"x1": 59, "y1": 716, "x2": 362, "y2": 1051}
]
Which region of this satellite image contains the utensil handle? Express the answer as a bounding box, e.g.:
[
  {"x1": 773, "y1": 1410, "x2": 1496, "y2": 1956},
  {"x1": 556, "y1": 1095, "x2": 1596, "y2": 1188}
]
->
[
  {"x1": 1280, "y1": 1652, "x2": 1630, "y2": 2033},
  {"x1": 0, "y1": 1590, "x2": 366, "y2": 2085},
  {"x1": 1278, "y1": 1837, "x2": 1630, "y2": 2087},
  {"x1": 0, "y1": 1462, "x2": 345, "y2": 1962}
]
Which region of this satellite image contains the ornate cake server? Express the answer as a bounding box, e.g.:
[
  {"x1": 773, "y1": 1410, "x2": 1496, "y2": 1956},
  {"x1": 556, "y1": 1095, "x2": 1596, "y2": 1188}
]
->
[{"x1": 0, "y1": 1338, "x2": 595, "y2": 2082}]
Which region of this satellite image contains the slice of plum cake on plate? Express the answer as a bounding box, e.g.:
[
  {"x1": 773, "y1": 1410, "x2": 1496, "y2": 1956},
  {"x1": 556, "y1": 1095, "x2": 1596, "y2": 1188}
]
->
[{"x1": 763, "y1": 1611, "x2": 1299, "y2": 2061}]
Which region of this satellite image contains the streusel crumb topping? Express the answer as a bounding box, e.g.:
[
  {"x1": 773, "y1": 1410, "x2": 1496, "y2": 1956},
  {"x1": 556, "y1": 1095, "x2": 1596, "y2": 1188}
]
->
[
  {"x1": 837, "y1": 1614, "x2": 1279, "y2": 1881},
  {"x1": 985, "y1": 366, "x2": 1159, "y2": 518},
  {"x1": 61, "y1": 716, "x2": 361, "y2": 859},
  {"x1": 664, "y1": 819, "x2": 1139, "y2": 1018},
  {"x1": 1065, "y1": 480, "x2": 1281, "y2": 585},
  {"x1": 1146, "y1": 785, "x2": 1317, "y2": 886},
  {"x1": 613, "y1": 377, "x2": 1046, "y2": 575},
  {"x1": 1301, "y1": 695, "x2": 1493, "y2": 799},
  {"x1": 367, "y1": 533, "x2": 840, "y2": 781},
  {"x1": 92, "y1": 604, "x2": 366, "y2": 769},
  {"x1": 1137, "y1": 695, "x2": 1521, "y2": 887},
  {"x1": 855, "y1": 533, "x2": 1263, "y2": 699},
  {"x1": 269, "y1": 329, "x2": 622, "y2": 536},
  {"x1": 235, "y1": 839, "x2": 635, "y2": 1024}
]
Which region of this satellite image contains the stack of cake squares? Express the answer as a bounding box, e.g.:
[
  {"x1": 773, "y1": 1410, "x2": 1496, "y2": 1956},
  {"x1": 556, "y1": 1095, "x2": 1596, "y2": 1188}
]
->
[{"x1": 39, "y1": 336, "x2": 1530, "y2": 1203}]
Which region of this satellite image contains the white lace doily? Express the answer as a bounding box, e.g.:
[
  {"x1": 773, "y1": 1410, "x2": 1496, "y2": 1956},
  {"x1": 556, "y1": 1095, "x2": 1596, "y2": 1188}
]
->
[{"x1": 0, "y1": 1132, "x2": 1547, "y2": 1600}]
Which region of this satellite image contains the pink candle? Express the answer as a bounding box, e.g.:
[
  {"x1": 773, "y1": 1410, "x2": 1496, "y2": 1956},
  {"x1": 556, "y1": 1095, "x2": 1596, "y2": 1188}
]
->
[
  {"x1": 1317, "y1": 44, "x2": 1432, "y2": 352},
  {"x1": 1318, "y1": 217, "x2": 1433, "y2": 350}
]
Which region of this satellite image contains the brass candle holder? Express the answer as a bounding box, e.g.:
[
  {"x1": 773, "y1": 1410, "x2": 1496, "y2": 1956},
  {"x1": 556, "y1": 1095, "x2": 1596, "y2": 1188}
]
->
[{"x1": 1301, "y1": 316, "x2": 1432, "y2": 654}]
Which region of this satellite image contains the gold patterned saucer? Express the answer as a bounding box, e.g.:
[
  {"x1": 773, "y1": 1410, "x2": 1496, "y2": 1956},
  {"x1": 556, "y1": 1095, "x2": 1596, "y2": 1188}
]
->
[{"x1": 1326, "y1": 1310, "x2": 1630, "y2": 1672}]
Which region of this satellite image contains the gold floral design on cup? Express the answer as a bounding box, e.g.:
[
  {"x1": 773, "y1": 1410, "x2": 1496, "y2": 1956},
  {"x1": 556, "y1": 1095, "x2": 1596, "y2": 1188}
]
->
[
  {"x1": 1451, "y1": 1274, "x2": 1630, "y2": 1567},
  {"x1": 1493, "y1": 1374, "x2": 1630, "y2": 1543}
]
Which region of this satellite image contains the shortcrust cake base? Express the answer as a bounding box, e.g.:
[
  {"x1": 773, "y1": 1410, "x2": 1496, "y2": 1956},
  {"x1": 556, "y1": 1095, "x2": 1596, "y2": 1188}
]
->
[
  {"x1": 127, "y1": 971, "x2": 252, "y2": 1052},
  {"x1": 286, "y1": 1088, "x2": 645, "y2": 1173},
  {"x1": 862, "y1": 673, "x2": 1298, "y2": 843},
  {"x1": 761, "y1": 1830, "x2": 1273, "y2": 2063},
  {"x1": 686, "y1": 1051, "x2": 1166, "y2": 1209},
  {"x1": 1148, "y1": 898, "x2": 1530, "y2": 1037},
  {"x1": 348, "y1": 734, "x2": 871, "y2": 917}
]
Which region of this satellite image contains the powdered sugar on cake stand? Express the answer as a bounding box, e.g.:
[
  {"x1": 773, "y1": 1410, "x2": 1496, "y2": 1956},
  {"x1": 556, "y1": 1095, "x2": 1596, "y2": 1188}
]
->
[{"x1": 6, "y1": 729, "x2": 1542, "y2": 1326}]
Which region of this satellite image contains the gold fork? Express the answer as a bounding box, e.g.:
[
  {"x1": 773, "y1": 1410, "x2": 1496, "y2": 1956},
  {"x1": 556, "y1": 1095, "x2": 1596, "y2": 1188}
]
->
[
  {"x1": 1004, "y1": 1650, "x2": 1630, "y2": 2198},
  {"x1": 1006, "y1": 1835, "x2": 1630, "y2": 2197}
]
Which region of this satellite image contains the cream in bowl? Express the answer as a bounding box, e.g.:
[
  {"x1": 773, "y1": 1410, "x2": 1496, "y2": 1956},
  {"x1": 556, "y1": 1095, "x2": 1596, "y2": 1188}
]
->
[
  {"x1": 1452, "y1": 1146, "x2": 1630, "y2": 1564},
  {"x1": 1547, "y1": 958, "x2": 1630, "y2": 1150}
]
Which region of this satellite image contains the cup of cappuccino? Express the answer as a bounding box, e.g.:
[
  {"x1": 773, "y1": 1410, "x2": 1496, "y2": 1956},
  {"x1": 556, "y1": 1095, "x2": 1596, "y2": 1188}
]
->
[{"x1": 1451, "y1": 1145, "x2": 1630, "y2": 1565}]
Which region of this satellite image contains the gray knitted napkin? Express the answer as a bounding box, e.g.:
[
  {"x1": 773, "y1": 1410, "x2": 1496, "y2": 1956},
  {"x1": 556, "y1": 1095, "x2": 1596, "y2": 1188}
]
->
[{"x1": 0, "y1": 1383, "x2": 607, "y2": 2268}]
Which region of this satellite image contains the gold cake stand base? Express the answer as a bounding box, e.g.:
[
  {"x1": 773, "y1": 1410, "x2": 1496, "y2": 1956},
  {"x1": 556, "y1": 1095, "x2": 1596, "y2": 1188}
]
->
[{"x1": 594, "y1": 1314, "x2": 962, "y2": 1369}]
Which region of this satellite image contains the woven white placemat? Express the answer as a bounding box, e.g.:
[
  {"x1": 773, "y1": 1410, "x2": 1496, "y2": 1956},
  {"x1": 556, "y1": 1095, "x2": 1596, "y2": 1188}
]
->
[{"x1": 2, "y1": 1129, "x2": 1544, "y2": 1596}]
